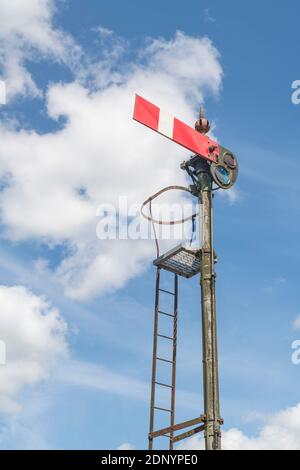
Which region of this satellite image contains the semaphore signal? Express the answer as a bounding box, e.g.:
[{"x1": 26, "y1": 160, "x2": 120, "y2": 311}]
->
[{"x1": 133, "y1": 94, "x2": 238, "y2": 451}]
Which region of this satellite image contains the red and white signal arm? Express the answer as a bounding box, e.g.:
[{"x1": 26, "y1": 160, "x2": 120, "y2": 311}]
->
[{"x1": 133, "y1": 94, "x2": 219, "y2": 163}]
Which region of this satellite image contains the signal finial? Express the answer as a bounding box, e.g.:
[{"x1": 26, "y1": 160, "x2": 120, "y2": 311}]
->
[{"x1": 195, "y1": 105, "x2": 210, "y2": 134}]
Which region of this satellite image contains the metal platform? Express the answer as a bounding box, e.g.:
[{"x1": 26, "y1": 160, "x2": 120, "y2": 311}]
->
[{"x1": 153, "y1": 244, "x2": 201, "y2": 278}]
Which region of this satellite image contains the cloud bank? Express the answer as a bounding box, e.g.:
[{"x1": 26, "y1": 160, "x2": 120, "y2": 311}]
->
[
  {"x1": 0, "y1": 8, "x2": 223, "y2": 300},
  {"x1": 178, "y1": 403, "x2": 300, "y2": 450},
  {"x1": 0, "y1": 0, "x2": 82, "y2": 100},
  {"x1": 0, "y1": 285, "x2": 67, "y2": 414}
]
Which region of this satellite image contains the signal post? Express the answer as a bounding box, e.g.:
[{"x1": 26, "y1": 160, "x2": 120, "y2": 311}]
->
[{"x1": 133, "y1": 96, "x2": 238, "y2": 451}]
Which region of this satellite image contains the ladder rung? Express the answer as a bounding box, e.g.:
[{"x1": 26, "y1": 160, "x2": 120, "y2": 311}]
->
[
  {"x1": 154, "y1": 406, "x2": 172, "y2": 413},
  {"x1": 156, "y1": 357, "x2": 174, "y2": 364},
  {"x1": 159, "y1": 288, "x2": 175, "y2": 296},
  {"x1": 157, "y1": 334, "x2": 174, "y2": 341},
  {"x1": 158, "y1": 310, "x2": 174, "y2": 318},
  {"x1": 155, "y1": 381, "x2": 173, "y2": 389}
]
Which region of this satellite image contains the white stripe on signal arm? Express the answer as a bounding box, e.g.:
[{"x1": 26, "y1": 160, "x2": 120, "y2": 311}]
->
[{"x1": 157, "y1": 109, "x2": 174, "y2": 139}]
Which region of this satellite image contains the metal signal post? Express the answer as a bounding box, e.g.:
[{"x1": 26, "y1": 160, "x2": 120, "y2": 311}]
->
[
  {"x1": 200, "y1": 181, "x2": 222, "y2": 450},
  {"x1": 194, "y1": 110, "x2": 221, "y2": 450},
  {"x1": 183, "y1": 109, "x2": 222, "y2": 450},
  {"x1": 196, "y1": 156, "x2": 221, "y2": 450}
]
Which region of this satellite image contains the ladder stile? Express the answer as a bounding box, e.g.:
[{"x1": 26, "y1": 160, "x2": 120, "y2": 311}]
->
[
  {"x1": 149, "y1": 268, "x2": 160, "y2": 450},
  {"x1": 170, "y1": 274, "x2": 178, "y2": 450}
]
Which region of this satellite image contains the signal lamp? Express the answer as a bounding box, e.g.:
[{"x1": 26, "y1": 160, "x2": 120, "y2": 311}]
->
[
  {"x1": 210, "y1": 146, "x2": 238, "y2": 189},
  {"x1": 223, "y1": 152, "x2": 237, "y2": 170},
  {"x1": 215, "y1": 166, "x2": 230, "y2": 186}
]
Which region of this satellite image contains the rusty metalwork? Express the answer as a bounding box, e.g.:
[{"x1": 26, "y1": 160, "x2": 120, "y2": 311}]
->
[
  {"x1": 148, "y1": 268, "x2": 160, "y2": 450},
  {"x1": 197, "y1": 162, "x2": 221, "y2": 450},
  {"x1": 148, "y1": 176, "x2": 222, "y2": 450},
  {"x1": 195, "y1": 105, "x2": 211, "y2": 134},
  {"x1": 143, "y1": 103, "x2": 238, "y2": 451},
  {"x1": 148, "y1": 269, "x2": 179, "y2": 450},
  {"x1": 148, "y1": 159, "x2": 222, "y2": 451},
  {"x1": 153, "y1": 244, "x2": 201, "y2": 279},
  {"x1": 148, "y1": 260, "x2": 206, "y2": 450},
  {"x1": 172, "y1": 425, "x2": 206, "y2": 444},
  {"x1": 169, "y1": 274, "x2": 178, "y2": 449},
  {"x1": 151, "y1": 415, "x2": 205, "y2": 439},
  {"x1": 191, "y1": 106, "x2": 221, "y2": 450}
]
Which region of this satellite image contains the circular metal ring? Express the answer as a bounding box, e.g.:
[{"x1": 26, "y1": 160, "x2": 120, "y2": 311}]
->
[{"x1": 141, "y1": 185, "x2": 198, "y2": 225}]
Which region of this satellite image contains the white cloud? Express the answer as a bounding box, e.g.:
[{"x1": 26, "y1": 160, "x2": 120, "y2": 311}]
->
[
  {"x1": 59, "y1": 360, "x2": 148, "y2": 401},
  {"x1": 0, "y1": 28, "x2": 223, "y2": 300},
  {"x1": 293, "y1": 315, "x2": 300, "y2": 330},
  {"x1": 0, "y1": 80, "x2": 6, "y2": 105},
  {"x1": 0, "y1": 391, "x2": 52, "y2": 449},
  {"x1": 178, "y1": 403, "x2": 300, "y2": 450},
  {"x1": 218, "y1": 186, "x2": 239, "y2": 205},
  {"x1": 0, "y1": 285, "x2": 67, "y2": 414},
  {"x1": 0, "y1": 0, "x2": 81, "y2": 100},
  {"x1": 117, "y1": 443, "x2": 135, "y2": 450}
]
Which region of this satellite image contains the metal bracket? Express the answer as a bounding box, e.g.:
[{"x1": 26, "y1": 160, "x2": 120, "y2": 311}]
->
[
  {"x1": 149, "y1": 415, "x2": 206, "y2": 443},
  {"x1": 171, "y1": 425, "x2": 205, "y2": 444}
]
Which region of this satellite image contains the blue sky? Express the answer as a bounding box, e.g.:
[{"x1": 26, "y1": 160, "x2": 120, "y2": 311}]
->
[{"x1": 0, "y1": 0, "x2": 300, "y2": 450}]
